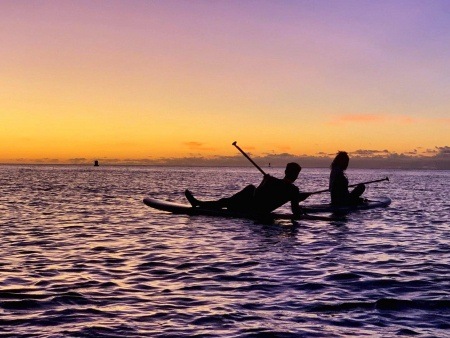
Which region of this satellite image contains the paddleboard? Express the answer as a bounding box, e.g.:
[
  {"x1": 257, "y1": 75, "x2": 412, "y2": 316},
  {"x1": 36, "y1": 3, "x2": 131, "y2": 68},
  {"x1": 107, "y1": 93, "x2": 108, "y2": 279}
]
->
[
  {"x1": 143, "y1": 197, "x2": 343, "y2": 222},
  {"x1": 302, "y1": 197, "x2": 391, "y2": 214}
]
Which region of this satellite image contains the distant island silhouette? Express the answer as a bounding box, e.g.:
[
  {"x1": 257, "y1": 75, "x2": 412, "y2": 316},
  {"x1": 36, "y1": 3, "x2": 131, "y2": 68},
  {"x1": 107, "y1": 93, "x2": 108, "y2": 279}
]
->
[{"x1": 3, "y1": 146, "x2": 449, "y2": 169}]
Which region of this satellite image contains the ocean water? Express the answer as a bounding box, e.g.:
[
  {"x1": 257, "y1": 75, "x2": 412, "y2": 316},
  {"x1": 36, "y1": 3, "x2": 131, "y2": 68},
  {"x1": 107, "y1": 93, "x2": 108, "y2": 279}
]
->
[{"x1": 0, "y1": 165, "x2": 449, "y2": 338}]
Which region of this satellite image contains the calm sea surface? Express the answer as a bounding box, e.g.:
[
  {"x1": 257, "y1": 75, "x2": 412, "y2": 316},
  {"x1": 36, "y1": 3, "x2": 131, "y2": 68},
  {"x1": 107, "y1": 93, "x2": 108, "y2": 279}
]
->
[{"x1": 0, "y1": 165, "x2": 449, "y2": 337}]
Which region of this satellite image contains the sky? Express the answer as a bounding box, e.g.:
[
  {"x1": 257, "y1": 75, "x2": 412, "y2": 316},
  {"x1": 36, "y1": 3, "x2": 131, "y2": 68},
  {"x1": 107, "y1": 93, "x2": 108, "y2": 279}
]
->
[{"x1": 1, "y1": 0, "x2": 449, "y2": 168}]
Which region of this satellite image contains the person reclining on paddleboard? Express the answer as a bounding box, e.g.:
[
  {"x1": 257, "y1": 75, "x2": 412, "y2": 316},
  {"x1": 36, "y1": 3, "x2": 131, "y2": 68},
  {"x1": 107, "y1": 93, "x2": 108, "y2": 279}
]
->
[
  {"x1": 185, "y1": 162, "x2": 311, "y2": 216},
  {"x1": 329, "y1": 151, "x2": 366, "y2": 206}
]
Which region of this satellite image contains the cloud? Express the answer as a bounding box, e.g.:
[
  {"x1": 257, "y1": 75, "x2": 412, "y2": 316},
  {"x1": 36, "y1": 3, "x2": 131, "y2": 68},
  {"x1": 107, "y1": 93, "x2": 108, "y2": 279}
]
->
[
  {"x1": 35, "y1": 158, "x2": 60, "y2": 163},
  {"x1": 351, "y1": 149, "x2": 390, "y2": 157},
  {"x1": 68, "y1": 158, "x2": 88, "y2": 164},
  {"x1": 328, "y1": 114, "x2": 385, "y2": 125},
  {"x1": 424, "y1": 148, "x2": 438, "y2": 154},
  {"x1": 274, "y1": 145, "x2": 292, "y2": 152},
  {"x1": 341, "y1": 114, "x2": 384, "y2": 122},
  {"x1": 183, "y1": 142, "x2": 203, "y2": 148},
  {"x1": 435, "y1": 146, "x2": 450, "y2": 158},
  {"x1": 183, "y1": 141, "x2": 216, "y2": 151},
  {"x1": 316, "y1": 151, "x2": 336, "y2": 156},
  {"x1": 328, "y1": 114, "x2": 422, "y2": 126}
]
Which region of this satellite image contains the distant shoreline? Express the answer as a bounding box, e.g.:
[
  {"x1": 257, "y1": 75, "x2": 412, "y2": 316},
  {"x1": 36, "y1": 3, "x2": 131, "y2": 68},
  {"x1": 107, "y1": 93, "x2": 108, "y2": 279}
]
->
[
  {"x1": 0, "y1": 163, "x2": 448, "y2": 170},
  {"x1": 2, "y1": 147, "x2": 448, "y2": 170}
]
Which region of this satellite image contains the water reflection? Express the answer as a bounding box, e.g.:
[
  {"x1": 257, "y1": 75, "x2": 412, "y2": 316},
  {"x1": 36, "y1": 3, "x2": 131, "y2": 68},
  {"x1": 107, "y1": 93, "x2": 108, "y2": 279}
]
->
[{"x1": 0, "y1": 165, "x2": 448, "y2": 337}]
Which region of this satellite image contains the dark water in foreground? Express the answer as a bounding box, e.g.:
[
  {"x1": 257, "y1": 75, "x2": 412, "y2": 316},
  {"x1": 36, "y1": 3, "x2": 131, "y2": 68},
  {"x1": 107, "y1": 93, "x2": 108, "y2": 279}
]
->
[{"x1": 0, "y1": 165, "x2": 449, "y2": 337}]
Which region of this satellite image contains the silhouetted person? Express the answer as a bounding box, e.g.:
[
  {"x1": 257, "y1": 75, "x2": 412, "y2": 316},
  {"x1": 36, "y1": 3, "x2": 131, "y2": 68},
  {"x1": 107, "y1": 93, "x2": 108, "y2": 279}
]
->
[
  {"x1": 185, "y1": 162, "x2": 310, "y2": 216},
  {"x1": 329, "y1": 151, "x2": 365, "y2": 206}
]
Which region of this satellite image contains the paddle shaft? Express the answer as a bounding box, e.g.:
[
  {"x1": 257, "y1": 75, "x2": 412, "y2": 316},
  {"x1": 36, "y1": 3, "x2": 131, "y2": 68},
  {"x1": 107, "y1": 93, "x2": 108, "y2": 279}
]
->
[
  {"x1": 232, "y1": 141, "x2": 266, "y2": 175},
  {"x1": 309, "y1": 177, "x2": 389, "y2": 195}
]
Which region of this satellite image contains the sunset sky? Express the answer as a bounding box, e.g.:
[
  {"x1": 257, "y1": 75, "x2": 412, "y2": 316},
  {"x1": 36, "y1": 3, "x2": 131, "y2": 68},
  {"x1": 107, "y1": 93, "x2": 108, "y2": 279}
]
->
[{"x1": 1, "y1": 1, "x2": 449, "y2": 166}]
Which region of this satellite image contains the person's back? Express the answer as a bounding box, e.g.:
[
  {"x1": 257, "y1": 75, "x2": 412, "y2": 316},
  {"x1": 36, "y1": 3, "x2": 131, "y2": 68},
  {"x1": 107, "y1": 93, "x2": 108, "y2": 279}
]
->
[
  {"x1": 253, "y1": 175, "x2": 300, "y2": 213},
  {"x1": 329, "y1": 167, "x2": 350, "y2": 205}
]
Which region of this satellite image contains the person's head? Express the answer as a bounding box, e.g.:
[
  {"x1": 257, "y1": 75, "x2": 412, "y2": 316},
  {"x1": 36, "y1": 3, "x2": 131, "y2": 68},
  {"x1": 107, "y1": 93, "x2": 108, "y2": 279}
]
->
[
  {"x1": 331, "y1": 151, "x2": 349, "y2": 170},
  {"x1": 284, "y1": 162, "x2": 301, "y2": 182}
]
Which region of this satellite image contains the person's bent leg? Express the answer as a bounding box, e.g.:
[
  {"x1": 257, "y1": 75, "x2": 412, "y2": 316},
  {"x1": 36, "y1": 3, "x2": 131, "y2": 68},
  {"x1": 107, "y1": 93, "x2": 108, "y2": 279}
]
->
[
  {"x1": 351, "y1": 183, "x2": 365, "y2": 197},
  {"x1": 349, "y1": 184, "x2": 366, "y2": 204}
]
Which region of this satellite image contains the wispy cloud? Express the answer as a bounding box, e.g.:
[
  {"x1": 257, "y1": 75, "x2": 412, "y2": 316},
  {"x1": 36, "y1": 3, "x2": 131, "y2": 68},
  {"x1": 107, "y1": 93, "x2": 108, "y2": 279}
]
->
[
  {"x1": 275, "y1": 145, "x2": 292, "y2": 152},
  {"x1": 328, "y1": 114, "x2": 450, "y2": 126},
  {"x1": 183, "y1": 142, "x2": 203, "y2": 148},
  {"x1": 327, "y1": 113, "x2": 424, "y2": 126},
  {"x1": 351, "y1": 149, "x2": 390, "y2": 157},
  {"x1": 328, "y1": 114, "x2": 385, "y2": 125},
  {"x1": 35, "y1": 158, "x2": 60, "y2": 163},
  {"x1": 68, "y1": 158, "x2": 88, "y2": 164},
  {"x1": 183, "y1": 142, "x2": 216, "y2": 151},
  {"x1": 340, "y1": 114, "x2": 384, "y2": 123}
]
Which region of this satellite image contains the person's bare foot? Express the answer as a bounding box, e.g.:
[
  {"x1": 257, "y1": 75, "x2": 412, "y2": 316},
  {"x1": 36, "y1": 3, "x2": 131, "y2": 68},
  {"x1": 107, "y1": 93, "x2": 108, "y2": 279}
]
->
[{"x1": 185, "y1": 190, "x2": 200, "y2": 207}]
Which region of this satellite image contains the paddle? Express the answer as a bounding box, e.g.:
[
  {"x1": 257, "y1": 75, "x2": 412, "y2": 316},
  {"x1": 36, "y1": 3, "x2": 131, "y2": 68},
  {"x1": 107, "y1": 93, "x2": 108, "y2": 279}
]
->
[
  {"x1": 308, "y1": 177, "x2": 390, "y2": 195},
  {"x1": 232, "y1": 141, "x2": 266, "y2": 175}
]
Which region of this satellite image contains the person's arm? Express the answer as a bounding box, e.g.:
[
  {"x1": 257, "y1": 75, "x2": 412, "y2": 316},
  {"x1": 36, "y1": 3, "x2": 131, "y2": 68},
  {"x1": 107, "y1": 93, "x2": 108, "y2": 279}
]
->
[
  {"x1": 291, "y1": 199, "x2": 304, "y2": 216},
  {"x1": 291, "y1": 190, "x2": 311, "y2": 216},
  {"x1": 299, "y1": 192, "x2": 311, "y2": 201}
]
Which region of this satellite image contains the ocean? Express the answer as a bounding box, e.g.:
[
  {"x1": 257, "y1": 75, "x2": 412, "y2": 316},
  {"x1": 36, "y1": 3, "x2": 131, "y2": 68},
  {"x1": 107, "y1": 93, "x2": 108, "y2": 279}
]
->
[{"x1": 0, "y1": 165, "x2": 449, "y2": 337}]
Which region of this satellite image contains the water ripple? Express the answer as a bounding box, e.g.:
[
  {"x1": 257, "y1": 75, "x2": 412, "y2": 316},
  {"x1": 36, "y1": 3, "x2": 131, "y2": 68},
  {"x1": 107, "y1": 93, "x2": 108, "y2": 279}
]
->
[{"x1": 0, "y1": 166, "x2": 449, "y2": 337}]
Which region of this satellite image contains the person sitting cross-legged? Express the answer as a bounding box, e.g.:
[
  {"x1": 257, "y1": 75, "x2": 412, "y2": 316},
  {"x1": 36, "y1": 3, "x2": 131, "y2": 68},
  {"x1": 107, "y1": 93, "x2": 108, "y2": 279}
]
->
[{"x1": 329, "y1": 151, "x2": 366, "y2": 206}]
